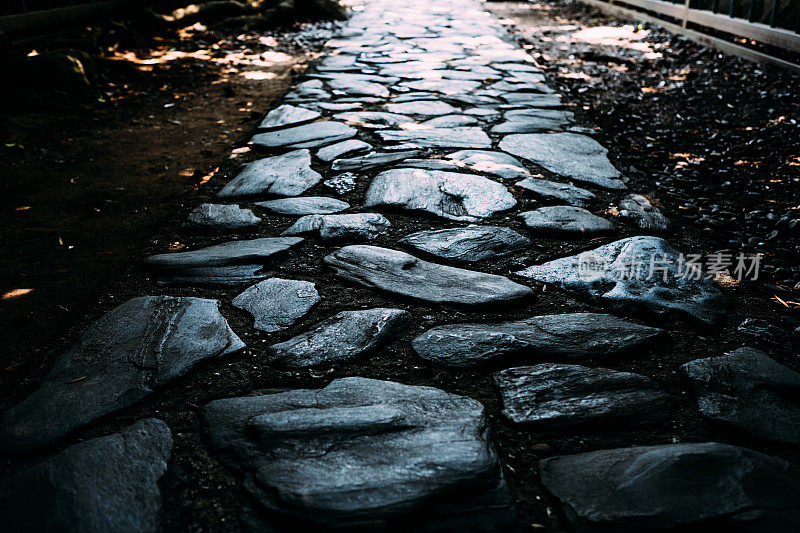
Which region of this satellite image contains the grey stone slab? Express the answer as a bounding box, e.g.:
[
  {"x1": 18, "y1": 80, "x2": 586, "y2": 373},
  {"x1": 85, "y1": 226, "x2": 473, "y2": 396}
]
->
[
  {"x1": 499, "y1": 133, "x2": 626, "y2": 190},
  {"x1": 327, "y1": 78, "x2": 391, "y2": 97},
  {"x1": 251, "y1": 121, "x2": 357, "y2": 149},
  {"x1": 316, "y1": 139, "x2": 372, "y2": 162},
  {"x1": 233, "y1": 278, "x2": 320, "y2": 333},
  {"x1": 377, "y1": 127, "x2": 492, "y2": 149},
  {"x1": 0, "y1": 419, "x2": 172, "y2": 532},
  {"x1": 0, "y1": 296, "x2": 243, "y2": 451},
  {"x1": 539, "y1": 442, "x2": 800, "y2": 532},
  {"x1": 317, "y1": 102, "x2": 362, "y2": 111},
  {"x1": 400, "y1": 79, "x2": 481, "y2": 94},
  {"x1": 203, "y1": 377, "x2": 514, "y2": 530},
  {"x1": 448, "y1": 150, "x2": 529, "y2": 178},
  {"x1": 492, "y1": 63, "x2": 542, "y2": 73},
  {"x1": 396, "y1": 158, "x2": 463, "y2": 171},
  {"x1": 514, "y1": 176, "x2": 596, "y2": 208},
  {"x1": 519, "y1": 206, "x2": 617, "y2": 237},
  {"x1": 500, "y1": 93, "x2": 562, "y2": 107},
  {"x1": 217, "y1": 149, "x2": 321, "y2": 198},
  {"x1": 334, "y1": 111, "x2": 414, "y2": 128},
  {"x1": 495, "y1": 364, "x2": 670, "y2": 427},
  {"x1": 324, "y1": 245, "x2": 534, "y2": 306},
  {"x1": 737, "y1": 318, "x2": 792, "y2": 351},
  {"x1": 412, "y1": 312, "x2": 665, "y2": 368},
  {"x1": 185, "y1": 203, "x2": 262, "y2": 232},
  {"x1": 618, "y1": 193, "x2": 669, "y2": 230},
  {"x1": 421, "y1": 115, "x2": 479, "y2": 128},
  {"x1": 516, "y1": 236, "x2": 727, "y2": 327},
  {"x1": 399, "y1": 226, "x2": 529, "y2": 263},
  {"x1": 683, "y1": 347, "x2": 800, "y2": 444},
  {"x1": 145, "y1": 237, "x2": 303, "y2": 285},
  {"x1": 464, "y1": 107, "x2": 501, "y2": 117},
  {"x1": 492, "y1": 109, "x2": 573, "y2": 133},
  {"x1": 384, "y1": 100, "x2": 459, "y2": 116},
  {"x1": 365, "y1": 168, "x2": 516, "y2": 222},
  {"x1": 254, "y1": 197, "x2": 350, "y2": 215},
  {"x1": 259, "y1": 104, "x2": 321, "y2": 130},
  {"x1": 487, "y1": 80, "x2": 552, "y2": 94},
  {"x1": 268, "y1": 308, "x2": 410, "y2": 368},
  {"x1": 331, "y1": 150, "x2": 421, "y2": 171},
  {"x1": 282, "y1": 213, "x2": 391, "y2": 242}
]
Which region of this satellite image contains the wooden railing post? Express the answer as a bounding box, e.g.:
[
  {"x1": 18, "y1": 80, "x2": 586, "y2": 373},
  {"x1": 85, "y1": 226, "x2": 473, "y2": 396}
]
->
[{"x1": 684, "y1": 0, "x2": 692, "y2": 27}]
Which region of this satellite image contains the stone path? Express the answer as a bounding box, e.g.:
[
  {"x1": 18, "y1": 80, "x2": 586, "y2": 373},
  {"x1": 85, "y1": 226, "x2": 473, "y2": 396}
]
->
[{"x1": 1, "y1": 0, "x2": 798, "y2": 531}]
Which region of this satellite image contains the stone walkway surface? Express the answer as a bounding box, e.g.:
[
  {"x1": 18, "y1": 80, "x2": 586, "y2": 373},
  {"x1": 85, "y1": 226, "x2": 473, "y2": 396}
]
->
[{"x1": 2, "y1": 0, "x2": 798, "y2": 531}]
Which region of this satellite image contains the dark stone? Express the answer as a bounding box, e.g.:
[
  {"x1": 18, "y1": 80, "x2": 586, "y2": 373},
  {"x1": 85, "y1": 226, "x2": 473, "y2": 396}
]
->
[
  {"x1": 0, "y1": 419, "x2": 172, "y2": 532},
  {"x1": 399, "y1": 226, "x2": 530, "y2": 262},
  {"x1": 268, "y1": 308, "x2": 410, "y2": 367},
  {"x1": 617, "y1": 194, "x2": 669, "y2": 231},
  {"x1": 519, "y1": 206, "x2": 617, "y2": 237},
  {"x1": 251, "y1": 121, "x2": 357, "y2": 149},
  {"x1": 516, "y1": 236, "x2": 727, "y2": 327},
  {"x1": 514, "y1": 176, "x2": 596, "y2": 208},
  {"x1": 217, "y1": 149, "x2": 321, "y2": 198},
  {"x1": 232, "y1": 278, "x2": 320, "y2": 333},
  {"x1": 185, "y1": 203, "x2": 261, "y2": 232},
  {"x1": 254, "y1": 196, "x2": 350, "y2": 215},
  {"x1": 494, "y1": 364, "x2": 670, "y2": 426},
  {"x1": 259, "y1": 104, "x2": 320, "y2": 130},
  {"x1": 737, "y1": 318, "x2": 791, "y2": 351},
  {"x1": 333, "y1": 111, "x2": 413, "y2": 128},
  {"x1": 316, "y1": 139, "x2": 372, "y2": 162},
  {"x1": 377, "y1": 128, "x2": 492, "y2": 149},
  {"x1": 540, "y1": 442, "x2": 800, "y2": 531},
  {"x1": 447, "y1": 150, "x2": 529, "y2": 178},
  {"x1": 365, "y1": 168, "x2": 516, "y2": 222},
  {"x1": 412, "y1": 312, "x2": 665, "y2": 367},
  {"x1": 145, "y1": 237, "x2": 304, "y2": 285},
  {"x1": 331, "y1": 150, "x2": 422, "y2": 171},
  {"x1": 282, "y1": 213, "x2": 391, "y2": 242},
  {"x1": 683, "y1": 347, "x2": 800, "y2": 444},
  {"x1": 202, "y1": 377, "x2": 514, "y2": 530},
  {"x1": 325, "y1": 245, "x2": 534, "y2": 306},
  {"x1": 421, "y1": 114, "x2": 479, "y2": 128},
  {"x1": 384, "y1": 100, "x2": 458, "y2": 116},
  {"x1": 491, "y1": 109, "x2": 573, "y2": 133},
  {"x1": 0, "y1": 296, "x2": 242, "y2": 451},
  {"x1": 499, "y1": 133, "x2": 626, "y2": 190}
]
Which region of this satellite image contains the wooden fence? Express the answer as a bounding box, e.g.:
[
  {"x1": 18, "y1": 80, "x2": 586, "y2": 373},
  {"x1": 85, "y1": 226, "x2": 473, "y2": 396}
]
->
[{"x1": 580, "y1": 0, "x2": 800, "y2": 70}]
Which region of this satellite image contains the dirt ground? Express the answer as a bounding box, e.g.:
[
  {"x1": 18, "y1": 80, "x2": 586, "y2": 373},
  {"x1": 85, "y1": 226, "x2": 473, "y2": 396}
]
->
[
  {"x1": 1, "y1": 2, "x2": 799, "y2": 532},
  {"x1": 0, "y1": 21, "x2": 337, "y2": 377}
]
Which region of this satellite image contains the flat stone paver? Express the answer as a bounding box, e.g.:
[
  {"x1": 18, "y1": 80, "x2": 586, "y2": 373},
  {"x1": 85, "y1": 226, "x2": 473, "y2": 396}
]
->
[
  {"x1": 412, "y1": 312, "x2": 665, "y2": 367},
  {"x1": 365, "y1": 168, "x2": 516, "y2": 221},
  {"x1": 540, "y1": 443, "x2": 800, "y2": 531},
  {"x1": 0, "y1": 419, "x2": 172, "y2": 532},
  {"x1": 683, "y1": 347, "x2": 800, "y2": 444},
  {"x1": 516, "y1": 236, "x2": 727, "y2": 327},
  {"x1": 217, "y1": 149, "x2": 322, "y2": 198},
  {"x1": 232, "y1": 278, "x2": 320, "y2": 333},
  {"x1": 325, "y1": 245, "x2": 534, "y2": 306},
  {"x1": 495, "y1": 363, "x2": 671, "y2": 427},
  {"x1": 268, "y1": 308, "x2": 410, "y2": 367},
  {"x1": 203, "y1": 377, "x2": 514, "y2": 529},
  {"x1": 399, "y1": 225, "x2": 530, "y2": 262},
  {"x1": 0, "y1": 296, "x2": 243, "y2": 451}
]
